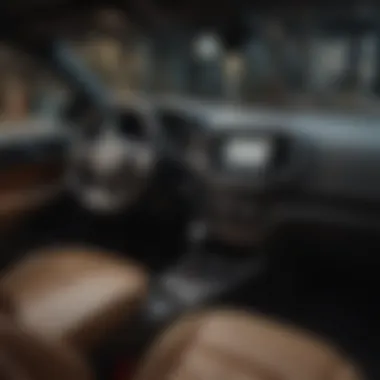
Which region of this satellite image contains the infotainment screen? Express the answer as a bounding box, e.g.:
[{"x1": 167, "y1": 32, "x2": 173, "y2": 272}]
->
[{"x1": 223, "y1": 137, "x2": 273, "y2": 170}]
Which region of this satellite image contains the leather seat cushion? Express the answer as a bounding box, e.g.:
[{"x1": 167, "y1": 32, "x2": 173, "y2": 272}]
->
[
  {"x1": 0, "y1": 313, "x2": 92, "y2": 380},
  {"x1": 1, "y1": 246, "x2": 148, "y2": 351},
  {"x1": 0, "y1": 288, "x2": 15, "y2": 315},
  {"x1": 135, "y1": 309, "x2": 362, "y2": 380}
]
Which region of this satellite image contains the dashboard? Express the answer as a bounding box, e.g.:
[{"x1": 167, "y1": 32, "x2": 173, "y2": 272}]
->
[
  {"x1": 59, "y1": 91, "x2": 380, "y2": 250},
  {"x1": 155, "y1": 97, "x2": 380, "y2": 246}
]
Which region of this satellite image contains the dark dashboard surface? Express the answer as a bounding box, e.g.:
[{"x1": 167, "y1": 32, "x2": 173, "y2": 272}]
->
[
  {"x1": 3, "y1": 98, "x2": 380, "y2": 218},
  {"x1": 157, "y1": 97, "x2": 380, "y2": 232}
]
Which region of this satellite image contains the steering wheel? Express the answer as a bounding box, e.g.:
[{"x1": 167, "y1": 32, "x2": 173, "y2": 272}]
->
[{"x1": 66, "y1": 99, "x2": 162, "y2": 214}]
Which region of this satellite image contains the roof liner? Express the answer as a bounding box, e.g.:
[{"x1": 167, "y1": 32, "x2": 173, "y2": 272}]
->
[{"x1": 0, "y1": 1, "x2": 366, "y2": 46}]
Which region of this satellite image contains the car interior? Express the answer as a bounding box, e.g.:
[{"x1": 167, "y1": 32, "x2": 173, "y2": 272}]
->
[{"x1": 0, "y1": 1, "x2": 377, "y2": 379}]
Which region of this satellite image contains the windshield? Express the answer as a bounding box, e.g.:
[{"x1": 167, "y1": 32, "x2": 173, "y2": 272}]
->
[
  {"x1": 0, "y1": 6, "x2": 379, "y2": 123},
  {"x1": 69, "y1": 8, "x2": 380, "y2": 112}
]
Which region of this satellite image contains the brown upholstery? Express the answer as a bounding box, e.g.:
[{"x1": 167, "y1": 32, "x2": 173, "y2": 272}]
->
[
  {"x1": 135, "y1": 310, "x2": 362, "y2": 380},
  {"x1": 0, "y1": 289, "x2": 15, "y2": 316},
  {"x1": 0, "y1": 314, "x2": 92, "y2": 380},
  {"x1": 1, "y1": 246, "x2": 148, "y2": 351}
]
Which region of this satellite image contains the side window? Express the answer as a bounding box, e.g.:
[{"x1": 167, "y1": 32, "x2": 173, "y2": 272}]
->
[
  {"x1": 0, "y1": 46, "x2": 33, "y2": 122},
  {"x1": 0, "y1": 44, "x2": 67, "y2": 126}
]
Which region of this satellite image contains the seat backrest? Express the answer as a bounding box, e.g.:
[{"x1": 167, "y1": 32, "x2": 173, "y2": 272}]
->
[
  {"x1": 135, "y1": 309, "x2": 362, "y2": 380},
  {"x1": 0, "y1": 313, "x2": 92, "y2": 380},
  {"x1": 1, "y1": 246, "x2": 148, "y2": 351}
]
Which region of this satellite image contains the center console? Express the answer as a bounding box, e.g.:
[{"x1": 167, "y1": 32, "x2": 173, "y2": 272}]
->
[
  {"x1": 127, "y1": 127, "x2": 304, "y2": 344},
  {"x1": 145, "y1": 225, "x2": 265, "y2": 316},
  {"x1": 189, "y1": 127, "x2": 305, "y2": 245},
  {"x1": 127, "y1": 224, "x2": 265, "y2": 349}
]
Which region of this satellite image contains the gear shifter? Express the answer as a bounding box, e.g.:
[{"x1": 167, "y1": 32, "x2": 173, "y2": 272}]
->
[{"x1": 128, "y1": 218, "x2": 265, "y2": 350}]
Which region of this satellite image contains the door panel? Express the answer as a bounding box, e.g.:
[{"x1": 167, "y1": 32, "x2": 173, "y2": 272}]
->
[
  {"x1": 0, "y1": 123, "x2": 69, "y2": 232},
  {"x1": 0, "y1": 161, "x2": 65, "y2": 230}
]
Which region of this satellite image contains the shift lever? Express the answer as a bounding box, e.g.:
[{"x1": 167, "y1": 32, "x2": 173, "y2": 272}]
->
[{"x1": 123, "y1": 217, "x2": 266, "y2": 354}]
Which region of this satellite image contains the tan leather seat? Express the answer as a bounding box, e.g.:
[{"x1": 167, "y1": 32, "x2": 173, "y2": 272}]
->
[
  {"x1": 0, "y1": 313, "x2": 92, "y2": 380},
  {"x1": 0, "y1": 288, "x2": 15, "y2": 315},
  {"x1": 1, "y1": 246, "x2": 148, "y2": 351},
  {"x1": 135, "y1": 310, "x2": 362, "y2": 380}
]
